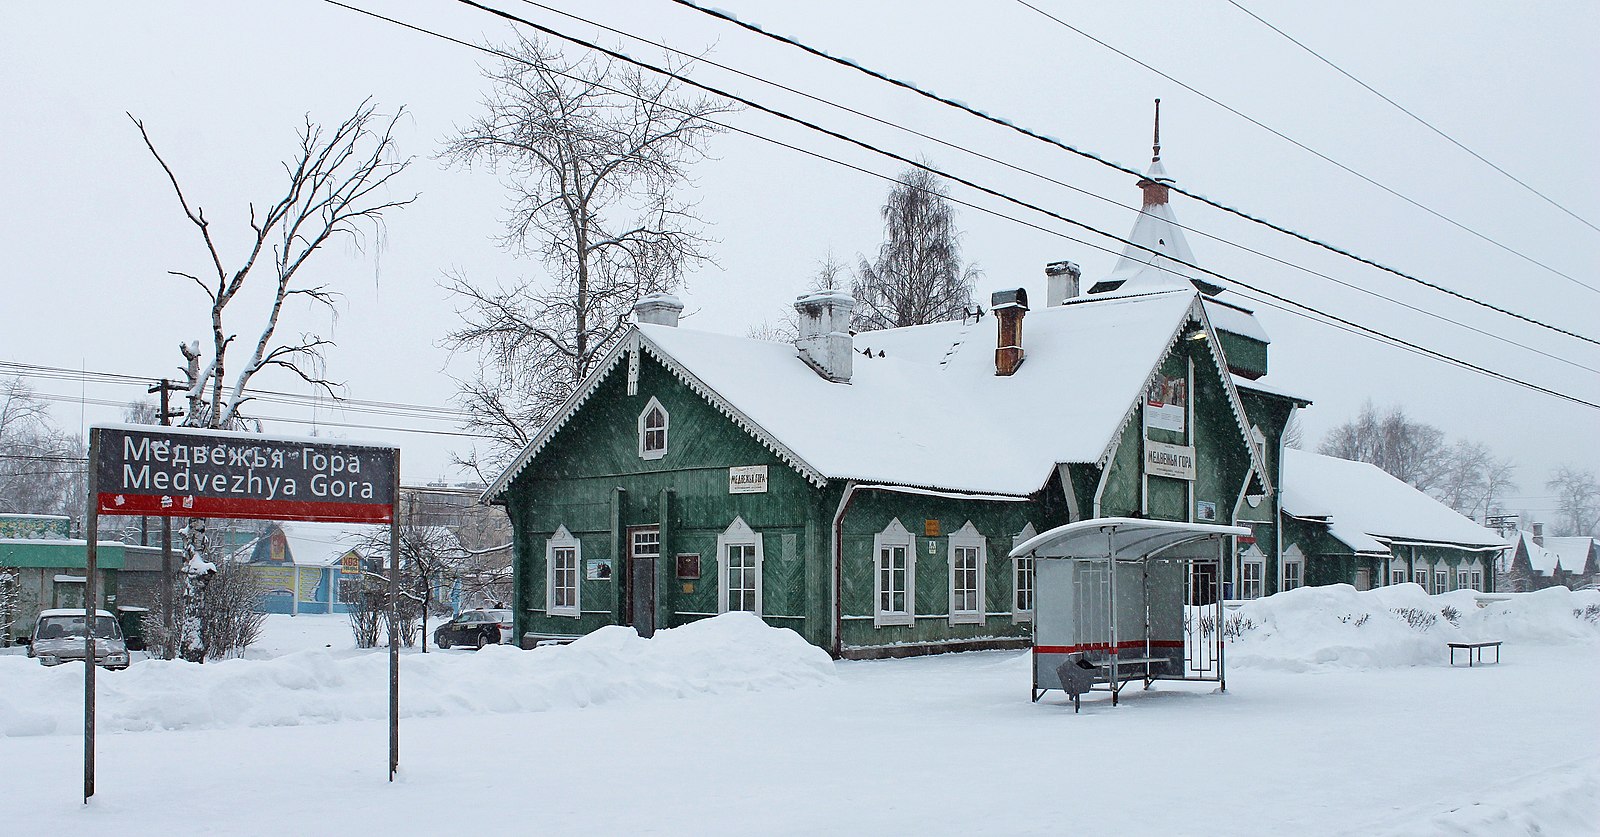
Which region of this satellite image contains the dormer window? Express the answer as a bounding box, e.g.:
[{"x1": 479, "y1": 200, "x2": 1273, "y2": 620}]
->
[{"x1": 638, "y1": 397, "x2": 669, "y2": 460}]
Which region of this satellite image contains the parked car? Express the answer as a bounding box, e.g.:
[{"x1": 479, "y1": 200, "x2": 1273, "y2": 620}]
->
[
  {"x1": 21, "y1": 608, "x2": 131, "y2": 670},
  {"x1": 434, "y1": 608, "x2": 513, "y2": 649}
]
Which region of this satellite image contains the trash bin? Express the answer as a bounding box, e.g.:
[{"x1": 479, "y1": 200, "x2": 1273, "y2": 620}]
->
[{"x1": 116, "y1": 606, "x2": 149, "y2": 652}]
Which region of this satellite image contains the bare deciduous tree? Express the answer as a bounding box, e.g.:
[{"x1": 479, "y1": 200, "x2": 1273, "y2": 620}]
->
[
  {"x1": 132, "y1": 100, "x2": 413, "y2": 659},
  {"x1": 1434, "y1": 440, "x2": 1518, "y2": 522},
  {"x1": 1317, "y1": 401, "x2": 1448, "y2": 492},
  {"x1": 747, "y1": 253, "x2": 847, "y2": 343},
  {"x1": 851, "y1": 167, "x2": 980, "y2": 332},
  {"x1": 0, "y1": 377, "x2": 85, "y2": 521},
  {"x1": 1547, "y1": 466, "x2": 1600, "y2": 537},
  {"x1": 441, "y1": 34, "x2": 735, "y2": 478}
]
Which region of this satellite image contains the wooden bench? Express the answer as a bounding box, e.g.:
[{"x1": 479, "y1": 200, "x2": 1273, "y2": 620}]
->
[{"x1": 1448, "y1": 641, "x2": 1501, "y2": 667}]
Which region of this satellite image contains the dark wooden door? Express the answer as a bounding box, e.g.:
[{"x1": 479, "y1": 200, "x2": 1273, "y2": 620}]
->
[{"x1": 627, "y1": 527, "x2": 660, "y2": 637}]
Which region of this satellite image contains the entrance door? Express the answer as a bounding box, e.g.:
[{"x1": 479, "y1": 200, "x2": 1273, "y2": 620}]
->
[{"x1": 627, "y1": 527, "x2": 660, "y2": 637}]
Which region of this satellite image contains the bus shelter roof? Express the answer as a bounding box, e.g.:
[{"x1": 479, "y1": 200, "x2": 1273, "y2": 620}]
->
[{"x1": 1009, "y1": 517, "x2": 1250, "y2": 562}]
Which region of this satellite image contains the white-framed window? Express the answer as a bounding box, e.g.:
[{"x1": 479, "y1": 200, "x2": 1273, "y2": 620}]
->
[
  {"x1": 1434, "y1": 570, "x2": 1448, "y2": 594},
  {"x1": 546, "y1": 525, "x2": 581, "y2": 618},
  {"x1": 1391, "y1": 568, "x2": 1406, "y2": 586},
  {"x1": 1470, "y1": 569, "x2": 1483, "y2": 591},
  {"x1": 873, "y1": 519, "x2": 915, "y2": 627},
  {"x1": 637, "y1": 396, "x2": 669, "y2": 460},
  {"x1": 1011, "y1": 523, "x2": 1037, "y2": 622},
  {"x1": 946, "y1": 521, "x2": 986, "y2": 626},
  {"x1": 1281, "y1": 559, "x2": 1303, "y2": 591},
  {"x1": 1241, "y1": 560, "x2": 1264, "y2": 599},
  {"x1": 1457, "y1": 570, "x2": 1469, "y2": 591},
  {"x1": 716, "y1": 516, "x2": 763, "y2": 616},
  {"x1": 1413, "y1": 567, "x2": 1429, "y2": 588}
]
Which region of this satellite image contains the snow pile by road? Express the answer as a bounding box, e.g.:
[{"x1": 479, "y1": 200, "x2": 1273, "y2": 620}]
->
[
  {"x1": 1223, "y1": 584, "x2": 1600, "y2": 671},
  {"x1": 0, "y1": 612, "x2": 835, "y2": 737}
]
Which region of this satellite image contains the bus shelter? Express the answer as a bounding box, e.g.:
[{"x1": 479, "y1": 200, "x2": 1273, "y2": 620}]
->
[{"x1": 1011, "y1": 518, "x2": 1247, "y2": 709}]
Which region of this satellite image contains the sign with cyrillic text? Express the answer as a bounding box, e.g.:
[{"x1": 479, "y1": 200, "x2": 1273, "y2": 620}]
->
[
  {"x1": 1143, "y1": 440, "x2": 1196, "y2": 481},
  {"x1": 728, "y1": 465, "x2": 768, "y2": 494},
  {"x1": 93, "y1": 425, "x2": 397, "y2": 523}
]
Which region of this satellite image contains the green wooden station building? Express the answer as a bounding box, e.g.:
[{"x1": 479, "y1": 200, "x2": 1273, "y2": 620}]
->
[{"x1": 483, "y1": 147, "x2": 1346, "y2": 658}]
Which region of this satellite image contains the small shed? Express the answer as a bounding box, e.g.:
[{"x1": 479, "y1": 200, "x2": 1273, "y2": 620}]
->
[{"x1": 1012, "y1": 518, "x2": 1246, "y2": 707}]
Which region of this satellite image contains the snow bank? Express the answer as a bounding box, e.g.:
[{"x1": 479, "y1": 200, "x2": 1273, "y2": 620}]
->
[
  {"x1": 0, "y1": 613, "x2": 835, "y2": 737},
  {"x1": 1222, "y1": 584, "x2": 1600, "y2": 671}
]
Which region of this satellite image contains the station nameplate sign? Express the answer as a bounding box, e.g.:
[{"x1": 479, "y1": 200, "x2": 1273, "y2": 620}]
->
[
  {"x1": 1144, "y1": 440, "x2": 1196, "y2": 481},
  {"x1": 728, "y1": 465, "x2": 768, "y2": 494},
  {"x1": 93, "y1": 426, "x2": 397, "y2": 523}
]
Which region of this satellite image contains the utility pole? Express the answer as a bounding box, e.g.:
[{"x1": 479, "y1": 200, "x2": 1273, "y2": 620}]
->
[{"x1": 148, "y1": 379, "x2": 185, "y2": 658}]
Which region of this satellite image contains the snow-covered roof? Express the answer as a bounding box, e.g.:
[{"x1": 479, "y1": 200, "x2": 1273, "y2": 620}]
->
[
  {"x1": 38, "y1": 608, "x2": 115, "y2": 618},
  {"x1": 1543, "y1": 536, "x2": 1596, "y2": 571},
  {"x1": 1512, "y1": 531, "x2": 1565, "y2": 576},
  {"x1": 488, "y1": 289, "x2": 1270, "y2": 499},
  {"x1": 1095, "y1": 197, "x2": 1204, "y2": 295},
  {"x1": 1202, "y1": 297, "x2": 1269, "y2": 343},
  {"x1": 1231, "y1": 373, "x2": 1311, "y2": 405},
  {"x1": 1281, "y1": 449, "x2": 1506, "y2": 553}
]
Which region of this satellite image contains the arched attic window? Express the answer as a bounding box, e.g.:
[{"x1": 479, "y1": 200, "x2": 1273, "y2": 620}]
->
[{"x1": 638, "y1": 397, "x2": 669, "y2": 460}]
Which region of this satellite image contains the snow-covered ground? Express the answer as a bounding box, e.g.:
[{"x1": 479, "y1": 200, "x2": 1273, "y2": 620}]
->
[{"x1": 3, "y1": 587, "x2": 1597, "y2": 836}]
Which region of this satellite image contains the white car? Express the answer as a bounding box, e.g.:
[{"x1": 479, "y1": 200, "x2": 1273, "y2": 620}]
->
[{"x1": 23, "y1": 608, "x2": 131, "y2": 670}]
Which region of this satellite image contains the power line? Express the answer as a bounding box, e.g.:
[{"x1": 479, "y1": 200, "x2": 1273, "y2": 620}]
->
[
  {"x1": 1224, "y1": 0, "x2": 1600, "y2": 236},
  {"x1": 1006, "y1": 0, "x2": 1598, "y2": 294},
  {"x1": 340, "y1": 0, "x2": 1600, "y2": 411},
  {"x1": 504, "y1": 0, "x2": 1599, "y2": 375},
  {"x1": 667, "y1": 0, "x2": 1600, "y2": 311},
  {"x1": 0, "y1": 359, "x2": 475, "y2": 424}
]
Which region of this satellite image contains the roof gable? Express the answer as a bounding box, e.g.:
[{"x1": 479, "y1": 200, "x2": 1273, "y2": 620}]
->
[{"x1": 488, "y1": 289, "x2": 1272, "y2": 499}]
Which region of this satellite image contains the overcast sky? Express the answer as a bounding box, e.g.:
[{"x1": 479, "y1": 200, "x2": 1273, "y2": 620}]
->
[{"x1": 2, "y1": 1, "x2": 1596, "y2": 523}]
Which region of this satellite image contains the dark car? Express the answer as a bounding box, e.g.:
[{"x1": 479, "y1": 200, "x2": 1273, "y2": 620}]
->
[{"x1": 434, "y1": 608, "x2": 512, "y2": 649}]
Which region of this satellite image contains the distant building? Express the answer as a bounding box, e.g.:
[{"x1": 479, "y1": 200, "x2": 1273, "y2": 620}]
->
[
  {"x1": 1279, "y1": 450, "x2": 1506, "y2": 593},
  {"x1": 1500, "y1": 524, "x2": 1597, "y2": 591},
  {"x1": 233, "y1": 521, "x2": 379, "y2": 615},
  {"x1": 1, "y1": 513, "x2": 132, "y2": 641}
]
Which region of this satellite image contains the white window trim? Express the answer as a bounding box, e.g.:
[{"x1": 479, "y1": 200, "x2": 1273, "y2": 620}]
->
[
  {"x1": 946, "y1": 521, "x2": 986, "y2": 626},
  {"x1": 1011, "y1": 523, "x2": 1037, "y2": 623},
  {"x1": 1281, "y1": 544, "x2": 1304, "y2": 593},
  {"x1": 716, "y1": 516, "x2": 763, "y2": 616},
  {"x1": 1281, "y1": 560, "x2": 1303, "y2": 592},
  {"x1": 545, "y1": 525, "x2": 581, "y2": 618},
  {"x1": 873, "y1": 518, "x2": 915, "y2": 628},
  {"x1": 1240, "y1": 544, "x2": 1265, "y2": 600},
  {"x1": 637, "y1": 396, "x2": 669, "y2": 461},
  {"x1": 1434, "y1": 569, "x2": 1448, "y2": 595}
]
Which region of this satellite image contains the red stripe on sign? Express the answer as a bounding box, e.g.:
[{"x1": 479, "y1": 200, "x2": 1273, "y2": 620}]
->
[
  {"x1": 98, "y1": 493, "x2": 392, "y2": 524},
  {"x1": 1034, "y1": 639, "x2": 1185, "y2": 655}
]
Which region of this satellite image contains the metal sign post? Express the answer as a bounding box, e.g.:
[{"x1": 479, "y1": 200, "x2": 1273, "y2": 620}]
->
[
  {"x1": 83, "y1": 428, "x2": 100, "y2": 803},
  {"x1": 79, "y1": 424, "x2": 399, "y2": 802},
  {"x1": 389, "y1": 450, "x2": 400, "y2": 781}
]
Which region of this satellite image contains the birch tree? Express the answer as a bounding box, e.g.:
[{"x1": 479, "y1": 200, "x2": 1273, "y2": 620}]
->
[
  {"x1": 851, "y1": 167, "x2": 980, "y2": 332},
  {"x1": 132, "y1": 100, "x2": 413, "y2": 659},
  {"x1": 441, "y1": 34, "x2": 735, "y2": 477}
]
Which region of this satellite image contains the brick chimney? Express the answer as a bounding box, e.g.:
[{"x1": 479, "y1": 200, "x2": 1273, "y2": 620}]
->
[
  {"x1": 1045, "y1": 261, "x2": 1081, "y2": 306},
  {"x1": 991, "y1": 288, "x2": 1028, "y2": 376},
  {"x1": 1532, "y1": 522, "x2": 1544, "y2": 546},
  {"x1": 633, "y1": 293, "x2": 684, "y2": 327},
  {"x1": 794, "y1": 289, "x2": 855, "y2": 383}
]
